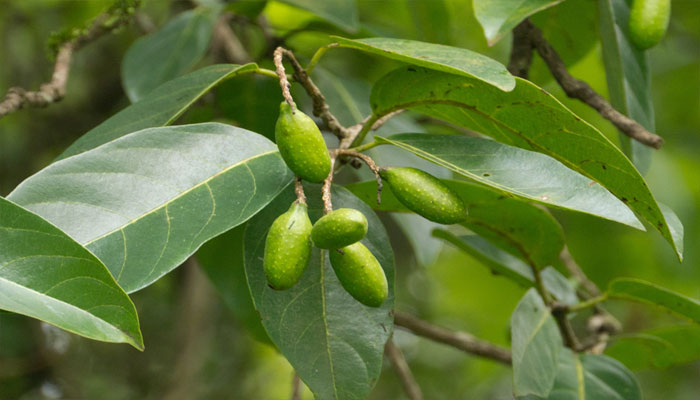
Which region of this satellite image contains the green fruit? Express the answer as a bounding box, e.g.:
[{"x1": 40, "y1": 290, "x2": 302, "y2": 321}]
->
[
  {"x1": 628, "y1": 0, "x2": 670, "y2": 50},
  {"x1": 329, "y1": 242, "x2": 388, "y2": 307},
  {"x1": 380, "y1": 167, "x2": 467, "y2": 224},
  {"x1": 263, "y1": 201, "x2": 312, "y2": 290},
  {"x1": 311, "y1": 208, "x2": 368, "y2": 249},
  {"x1": 275, "y1": 101, "x2": 331, "y2": 183}
]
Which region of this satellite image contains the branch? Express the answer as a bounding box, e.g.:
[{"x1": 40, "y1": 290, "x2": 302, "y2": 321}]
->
[
  {"x1": 508, "y1": 21, "x2": 534, "y2": 79},
  {"x1": 273, "y1": 47, "x2": 351, "y2": 140},
  {"x1": 520, "y1": 19, "x2": 664, "y2": 149},
  {"x1": 333, "y1": 149, "x2": 383, "y2": 204},
  {"x1": 0, "y1": 2, "x2": 138, "y2": 120},
  {"x1": 212, "y1": 14, "x2": 250, "y2": 64},
  {"x1": 385, "y1": 338, "x2": 423, "y2": 400},
  {"x1": 321, "y1": 155, "x2": 337, "y2": 214},
  {"x1": 394, "y1": 311, "x2": 512, "y2": 365},
  {"x1": 560, "y1": 246, "x2": 601, "y2": 298},
  {"x1": 290, "y1": 373, "x2": 302, "y2": 400}
]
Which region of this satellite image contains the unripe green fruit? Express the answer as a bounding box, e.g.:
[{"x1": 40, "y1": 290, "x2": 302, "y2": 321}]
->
[
  {"x1": 380, "y1": 167, "x2": 467, "y2": 224},
  {"x1": 264, "y1": 201, "x2": 312, "y2": 290},
  {"x1": 628, "y1": 0, "x2": 670, "y2": 50},
  {"x1": 275, "y1": 102, "x2": 331, "y2": 183},
  {"x1": 311, "y1": 208, "x2": 368, "y2": 249},
  {"x1": 329, "y1": 242, "x2": 388, "y2": 307}
]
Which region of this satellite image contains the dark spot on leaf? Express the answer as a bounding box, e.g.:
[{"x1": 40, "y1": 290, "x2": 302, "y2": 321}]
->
[
  {"x1": 574, "y1": 116, "x2": 581, "y2": 122},
  {"x1": 497, "y1": 195, "x2": 506, "y2": 200},
  {"x1": 511, "y1": 102, "x2": 522, "y2": 105},
  {"x1": 429, "y1": 91, "x2": 435, "y2": 97},
  {"x1": 407, "y1": 67, "x2": 417, "y2": 72},
  {"x1": 602, "y1": 165, "x2": 607, "y2": 170},
  {"x1": 491, "y1": 270, "x2": 500, "y2": 276},
  {"x1": 444, "y1": 89, "x2": 452, "y2": 95},
  {"x1": 658, "y1": 222, "x2": 664, "y2": 229},
  {"x1": 483, "y1": 173, "x2": 491, "y2": 177},
  {"x1": 621, "y1": 197, "x2": 628, "y2": 203}
]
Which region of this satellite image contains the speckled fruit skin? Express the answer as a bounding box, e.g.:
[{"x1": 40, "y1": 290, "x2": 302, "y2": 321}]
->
[
  {"x1": 329, "y1": 242, "x2": 388, "y2": 307},
  {"x1": 263, "y1": 201, "x2": 312, "y2": 290},
  {"x1": 275, "y1": 102, "x2": 331, "y2": 183},
  {"x1": 380, "y1": 167, "x2": 467, "y2": 224},
  {"x1": 311, "y1": 208, "x2": 368, "y2": 249},
  {"x1": 628, "y1": 0, "x2": 670, "y2": 50}
]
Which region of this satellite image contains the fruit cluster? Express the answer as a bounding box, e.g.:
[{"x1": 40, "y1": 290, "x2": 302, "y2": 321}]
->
[{"x1": 263, "y1": 101, "x2": 468, "y2": 307}]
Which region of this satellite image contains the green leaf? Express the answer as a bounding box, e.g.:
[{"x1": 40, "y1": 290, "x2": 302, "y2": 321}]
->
[
  {"x1": 0, "y1": 197, "x2": 143, "y2": 349},
  {"x1": 512, "y1": 289, "x2": 562, "y2": 397},
  {"x1": 244, "y1": 184, "x2": 394, "y2": 400},
  {"x1": 60, "y1": 64, "x2": 258, "y2": 160},
  {"x1": 197, "y1": 224, "x2": 272, "y2": 345},
  {"x1": 608, "y1": 278, "x2": 700, "y2": 323},
  {"x1": 433, "y1": 230, "x2": 577, "y2": 305},
  {"x1": 598, "y1": 0, "x2": 655, "y2": 173},
  {"x1": 369, "y1": 67, "x2": 680, "y2": 259},
  {"x1": 348, "y1": 176, "x2": 566, "y2": 270},
  {"x1": 605, "y1": 333, "x2": 677, "y2": 370},
  {"x1": 279, "y1": 0, "x2": 359, "y2": 32},
  {"x1": 373, "y1": 134, "x2": 643, "y2": 231},
  {"x1": 332, "y1": 36, "x2": 515, "y2": 91},
  {"x1": 473, "y1": 0, "x2": 562, "y2": 45},
  {"x1": 606, "y1": 325, "x2": 700, "y2": 370},
  {"x1": 9, "y1": 123, "x2": 293, "y2": 293},
  {"x1": 122, "y1": 6, "x2": 221, "y2": 102},
  {"x1": 531, "y1": 348, "x2": 642, "y2": 400}
]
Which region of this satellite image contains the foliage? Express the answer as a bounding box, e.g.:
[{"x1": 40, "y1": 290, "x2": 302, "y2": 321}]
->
[{"x1": 1, "y1": 0, "x2": 699, "y2": 399}]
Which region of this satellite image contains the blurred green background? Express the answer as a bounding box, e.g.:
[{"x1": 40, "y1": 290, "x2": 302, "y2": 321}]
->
[{"x1": 0, "y1": 0, "x2": 698, "y2": 399}]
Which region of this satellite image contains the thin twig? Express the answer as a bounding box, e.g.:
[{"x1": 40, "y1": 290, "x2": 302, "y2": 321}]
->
[
  {"x1": 560, "y1": 246, "x2": 601, "y2": 298},
  {"x1": 212, "y1": 14, "x2": 250, "y2": 64},
  {"x1": 521, "y1": 19, "x2": 664, "y2": 149},
  {"x1": 333, "y1": 149, "x2": 383, "y2": 204},
  {"x1": 508, "y1": 21, "x2": 534, "y2": 79},
  {"x1": 385, "y1": 338, "x2": 423, "y2": 400},
  {"x1": 294, "y1": 177, "x2": 306, "y2": 204},
  {"x1": 321, "y1": 156, "x2": 337, "y2": 214},
  {"x1": 290, "y1": 373, "x2": 302, "y2": 400},
  {"x1": 274, "y1": 47, "x2": 351, "y2": 139},
  {"x1": 0, "y1": 5, "x2": 136, "y2": 120},
  {"x1": 273, "y1": 47, "x2": 296, "y2": 111},
  {"x1": 394, "y1": 311, "x2": 512, "y2": 365}
]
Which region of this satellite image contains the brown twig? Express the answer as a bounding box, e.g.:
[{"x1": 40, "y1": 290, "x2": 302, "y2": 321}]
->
[
  {"x1": 273, "y1": 47, "x2": 351, "y2": 139},
  {"x1": 212, "y1": 14, "x2": 250, "y2": 64},
  {"x1": 560, "y1": 246, "x2": 601, "y2": 298},
  {"x1": 0, "y1": 5, "x2": 136, "y2": 120},
  {"x1": 333, "y1": 149, "x2": 383, "y2": 204},
  {"x1": 321, "y1": 156, "x2": 337, "y2": 214},
  {"x1": 290, "y1": 373, "x2": 302, "y2": 400},
  {"x1": 273, "y1": 47, "x2": 296, "y2": 111},
  {"x1": 294, "y1": 177, "x2": 306, "y2": 204},
  {"x1": 519, "y1": 19, "x2": 664, "y2": 149},
  {"x1": 508, "y1": 21, "x2": 534, "y2": 79},
  {"x1": 385, "y1": 338, "x2": 423, "y2": 400},
  {"x1": 394, "y1": 311, "x2": 512, "y2": 365}
]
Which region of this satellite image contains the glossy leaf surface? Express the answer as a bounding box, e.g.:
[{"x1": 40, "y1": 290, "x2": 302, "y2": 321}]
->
[
  {"x1": 512, "y1": 289, "x2": 562, "y2": 397},
  {"x1": 60, "y1": 64, "x2": 258, "y2": 160},
  {"x1": 333, "y1": 36, "x2": 515, "y2": 91},
  {"x1": 599, "y1": 0, "x2": 655, "y2": 172},
  {"x1": 473, "y1": 0, "x2": 562, "y2": 45},
  {"x1": 10, "y1": 123, "x2": 293, "y2": 293},
  {"x1": 369, "y1": 67, "x2": 680, "y2": 259},
  {"x1": 373, "y1": 134, "x2": 643, "y2": 230},
  {"x1": 0, "y1": 197, "x2": 143, "y2": 349},
  {"x1": 608, "y1": 278, "x2": 700, "y2": 323},
  {"x1": 122, "y1": 7, "x2": 221, "y2": 102}
]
